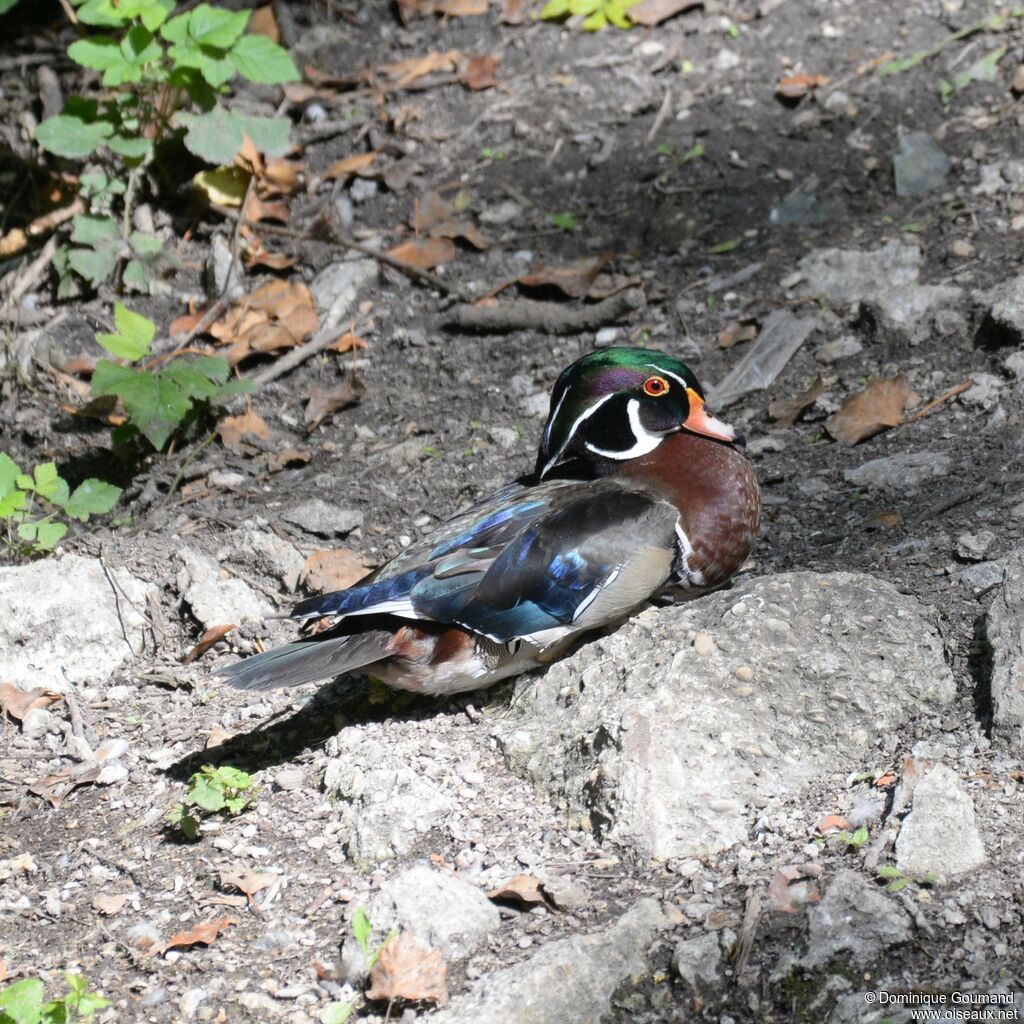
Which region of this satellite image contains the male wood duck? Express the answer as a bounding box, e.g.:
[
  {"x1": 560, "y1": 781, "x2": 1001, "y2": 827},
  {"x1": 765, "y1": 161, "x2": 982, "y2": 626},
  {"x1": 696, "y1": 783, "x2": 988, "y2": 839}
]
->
[{"x1": 218, "y1": 347, "x2": 760, "y2": 695}]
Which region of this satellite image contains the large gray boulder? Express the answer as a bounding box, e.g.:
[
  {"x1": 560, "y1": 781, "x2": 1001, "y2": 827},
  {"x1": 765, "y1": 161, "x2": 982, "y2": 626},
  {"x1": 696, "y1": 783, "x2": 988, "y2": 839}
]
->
[
  {"x1": 494, "y1": 572, "x2": 956, "y2": 860},
  {"x1": 0, "y1": 553, "x2": 155, "y2": 690},
  {"x1": 986, "y1": 548, "x2": 1024, "y2": 754}
]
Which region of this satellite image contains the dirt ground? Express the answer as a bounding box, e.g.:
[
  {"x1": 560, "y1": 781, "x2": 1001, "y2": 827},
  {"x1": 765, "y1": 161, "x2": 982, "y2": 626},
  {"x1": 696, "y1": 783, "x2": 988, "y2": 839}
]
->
[{"x1": 2, "y1": 0, "x2": 1024, "y2": 1020}]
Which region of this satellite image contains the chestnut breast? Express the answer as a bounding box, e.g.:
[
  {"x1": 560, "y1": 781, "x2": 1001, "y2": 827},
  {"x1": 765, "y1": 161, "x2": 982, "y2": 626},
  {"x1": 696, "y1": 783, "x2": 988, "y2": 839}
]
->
[{"x1": 617, "y1": 432, "x2": 761, "y2": 591}]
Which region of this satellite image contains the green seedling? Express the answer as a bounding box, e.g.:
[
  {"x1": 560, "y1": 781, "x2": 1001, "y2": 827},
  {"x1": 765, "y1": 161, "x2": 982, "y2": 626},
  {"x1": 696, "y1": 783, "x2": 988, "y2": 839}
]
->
[
  {"x1": 539, "y1": 0, "x2": 640, "y2": 30},
  {"x1": 351, "y1": 906, "x2": 397, "y2": 972},
  {"x1": 90, "y1": 303, "x2": 252, "y2": 450},
  {"x1": 547, "y1": 211, "x2": 578, "y2": 231},
  {"x1": 169, "y1": 764, "x2": 256, "y2": 840},
  {"x1": 877, "y1": 865, "x2": 939, "y2": 893},
  {"x1": 0, "y1": 973, "x2": 109, "y2": 1024},
  {"x1": 0, "y1": 453, "x2": 121, "y2": 556}
]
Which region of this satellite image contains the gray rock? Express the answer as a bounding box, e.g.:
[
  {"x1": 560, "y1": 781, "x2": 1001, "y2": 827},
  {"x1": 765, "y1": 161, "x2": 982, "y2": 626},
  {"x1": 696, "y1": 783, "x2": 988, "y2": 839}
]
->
[
  {"x1": 310, "y1": 257, "x2": 378, "y2": 322},
  {"x1": 893, "y1": 132, "x2": 950, "y2": 197},
  {"x1": 494, "y1": 572, "x2": 955, "y2": 859},
  {"x1": 797, "y1": 242, "x2": 921, "y2": 307},
  {"x1": 177, "y1": 548, "x2": 274, "y2": 629},
  {"x1": 975, "y1": 276, "x2": 1024, "y2": 348},
  {"x1": 429, "y1": 899, "x2": 666, "y2": 1024},
  {"x1": 844, "y1": 451, "x2": 951, "y2": 494},
  {"x1": 957, "y1": 530, "x2": 996, "y2": 561},
  {"x1": 864, "y1": 284, "x2": 963, "y2": 333},
  {"x1": 20, "y1": 707, "x2": 53, "y2": 739},
  {"x1": 324, "y1": 737, "x2": 454, "y2": 862},
  {"x1": 960, "y1": 373, "x2": 1003, "y2": 410},
  {"x1": 280, "y1": 499, "x2": 362, "y2": 538},
  {"x1": 487, "y1": 426, "x2": 519, "y2": 450},
  {"x1": 802, "y1": 870, "x2": 911, "y2": 968},
  {"x1": 231, "y1": 527, "x2": 305, "y2": 592},
  {"x1": 0, "y1": 554, "x2": 155, "y2": 690},
  {"x1": 674, "y1": 932, "x2": 722, "y2": 991},
  {"x1": 479, "y1": 200, "x2": 521, "y2": 225},
  {"x1": 959, "y1": 560, "x2": 1004, "y2": 596},
  {"x1": 361, "y1": 863, "x2": 500, "y2": 961},
  {"x1": 896, "y1": 765, "x2": 986, "y2": 880},
  {"x1": 815, "y1": 335, "x2": 863, "y2": 364},
  {"x1": 985, "y1": 550, "x2": 1024, "y2": 754}
]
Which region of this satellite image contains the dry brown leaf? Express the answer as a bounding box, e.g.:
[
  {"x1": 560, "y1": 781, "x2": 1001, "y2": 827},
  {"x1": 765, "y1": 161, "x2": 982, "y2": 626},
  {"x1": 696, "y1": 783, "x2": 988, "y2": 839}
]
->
[
  {"x1": 151, "y1": 917, "x2": 237, "y2": 957},
  {"x1": 218, "y1": 409, "x2": 272, "y2": 453},
  {"x1": 437, "y1": 0, "x2": 488, "y2": 13},
  {"x1": 876, "y1": 511, "x2": 903, "y2": 528},
  {"x1": 300, "y1": 549, "x2": 373, "y2": 593},
  {"x1": 0, "y1": 228, "x2": 28, "y2": 257},
  {"x1": 184, "y1": 624, "x2": 237, "y2": 664},
  {"x1": 459, "y1": 54, "x2": 499, "y2": 90},
  {"x1": 305, "y1": 375, "x2": 366, "y2": 432},
  {"x1": 210, "y1": 280, "x2": 319, "y2": 364},
  {"x1": 205, "y1": 724, "x2": 234, "y2": 748},
  {"x1": 768, "y1": 375, "x2": 825, "y2": 428},
  {"x1": 486, "y1": 874, "x2": 549, "y2": 908},
  {"x1": 324, "y1": 152, "x2": 379, "y2": 181},
  {"x1": 0, "y1": 682, "x2": 63, "y2": 722},
  {"x1": 220, "y1": 865, "x2": 276, "y2": 904},
  {"x1": 815, "y1": 814, "x2": 851, "y2": 835},
  {"x1": 366, "y1": 933, "x2": 449, "y2": 1007},
  {"x1": 429, "y1": 220, "x2": 488, "y2": 250},
  {"x1": 776, "y1": 73, "x2": 829, "y2": 101},
  {"x1": 249, "y1": 5, "x2": 280, "y2": 41},
  {"x1": 386, "y1": 237, "x2": 456, "y2": 269},
  {"x1": 267, "y1": 447, "x2": 313, "y2": 473},
  {"x1": 517, "y1": 252, "x2": 614, "y2": 299},
  {"x1": 93, "y1": 892, "x2": 129, "y2": 916},
  {"x1": 1012, "y1": 63, "x2": 1024, "y2": 95},
  {"x1": 627, "y1": 0, "x2": 700, "y2": 26},
  {"x1": 326, "y1": 330, "x2": 371, "y2": 354},
  {"x1": 717, "y1": 321, "x2": 758, "y2": 349},
  {"x1": 825, "y1": 376, "x2": 919, "y2": 445},
  {"x1": 501, "y1": 0, "x2": 530, "y2": 22},
  {"x1": 379, "y1": 50, "x2": 461, "y2": 89}
]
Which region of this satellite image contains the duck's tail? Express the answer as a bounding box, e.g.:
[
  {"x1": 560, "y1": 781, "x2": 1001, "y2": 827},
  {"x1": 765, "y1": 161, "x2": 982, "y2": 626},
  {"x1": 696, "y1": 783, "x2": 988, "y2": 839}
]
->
[{"x1": 214, "y1": 630, "x2": 393, "y2": 691}]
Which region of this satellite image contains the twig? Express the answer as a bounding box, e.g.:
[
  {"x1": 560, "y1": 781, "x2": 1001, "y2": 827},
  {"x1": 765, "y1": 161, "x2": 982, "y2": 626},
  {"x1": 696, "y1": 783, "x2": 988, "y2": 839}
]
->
[
  {"x1": 900, "y1": 379, "x2": 973, "y2": 425},
  {"x1": 445, "y1": 287, "x2": 645, "y2": 335},
  {"x1": 1, "y1": 235, "x2": 58, "y2": 305},
  {"x1": 645, "y1": 86, "x2": 672, "y2": 145},
  {"x1": 98, "y1": 554, "x2": 139, "y2": 657},
  {"x1": 248, "y1": 318, "x2": 348, "y2": 388},
  {"x1": 215, "y1": 209, "x2": 472, "y2": 302},
  {"x1": 161, "y1": 428, "x2": 218, "y2": 510}
]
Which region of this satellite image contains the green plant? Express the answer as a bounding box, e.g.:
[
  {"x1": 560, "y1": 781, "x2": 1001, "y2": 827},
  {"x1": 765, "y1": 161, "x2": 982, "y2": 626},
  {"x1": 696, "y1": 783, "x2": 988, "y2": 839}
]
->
[
  {"x1": 90, "y1": 303, "x2": 251, "y2": 450},
  {"x1": 351, "y1": 906, "x2": 396, "y2": 972},
  {"x1": 0, "y1": 453, "x2": 121, "y2": 556},
  {"x1": 539, "y1": 0, "x2": 640, "y2": 30},
  {"x1": 877, "y1": 865, "x2": 938, "y2": 893},
  {"x1": 168, "y1": 763, "x2": 256, "y2": 839},
  {"x1": 0, "y1": 974, "x2": 109, "y2": 1024},
  {"x1": 319, "y1": 1002, "x2": 354, "y2": 1024},
  {"x1": 34, "y1": 0, "x2": 298, "y2": 293},
  {"x1": 547, "y1": 211, "x2": 578, "y2": 231},
  {"x1": 816, "y1": 825, "x2": 869, "y2": 852}
]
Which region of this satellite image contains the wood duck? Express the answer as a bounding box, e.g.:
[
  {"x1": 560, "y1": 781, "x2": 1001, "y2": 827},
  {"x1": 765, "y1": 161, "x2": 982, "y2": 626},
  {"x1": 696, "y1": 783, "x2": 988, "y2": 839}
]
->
[{"x1": 218, "y1": 347, "x2": 761, "y2": 696}]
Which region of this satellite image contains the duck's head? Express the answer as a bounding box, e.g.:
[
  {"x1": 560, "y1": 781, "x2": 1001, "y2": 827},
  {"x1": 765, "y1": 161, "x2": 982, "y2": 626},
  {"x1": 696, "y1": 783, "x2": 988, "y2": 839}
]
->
[{"x1": 535, "y1": 347, "x2": 736, "y2": 481}]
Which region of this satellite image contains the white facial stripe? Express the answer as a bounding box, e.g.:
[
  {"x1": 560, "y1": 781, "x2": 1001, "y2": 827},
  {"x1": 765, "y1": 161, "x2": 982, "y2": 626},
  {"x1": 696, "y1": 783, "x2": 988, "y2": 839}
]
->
[
  {"x1": 541, "y1": 392, "x2": 615, "y2": 478},
  {"x1": 647, "y1": 365, "x2": 691, "y2": 394},
  {"x1": 543, "y1": 384, "x2": 569, "y2": 449},
  {"x1": 583, "y1": 398, "x2": 666, "y2": 461}
]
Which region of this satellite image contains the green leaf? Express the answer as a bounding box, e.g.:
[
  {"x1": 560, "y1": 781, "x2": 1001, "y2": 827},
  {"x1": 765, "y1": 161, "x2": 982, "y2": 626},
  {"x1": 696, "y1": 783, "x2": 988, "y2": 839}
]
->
[
  {"x1": 0, "y1": 452, "x2": 20, "y2": 500},
  {"x1": 140, "y1": 0, "x2": 175, "y2": 30},
  {"x1": 887, "y1": 878, "x2": 908, "y2": 892},
  {"x1": 539, "y1": 0, "x2": 570, "y2": 16},
  {"x1": 319, "y1": 1002, "x2": 354, "y2": 1024},
  {"x1": 17, "y1": 520, "x2": 38, "y2": 542},
  {"x1": 229, "y1": 34, "x2": 299, "y2": 84},
  {"x1": 65, "y1": 479, "x2": 122, "y2": 521},
  {"x1": 130, "y1": 231, "x2": 163, "y2": 256},
  {"x1": 175, "y1": 108, "x2": 291, "y2": 163},
  {"x1": 707, "y1": 238, "x2": 742, "y2": 254},
  {"x1": 0, "y1": 979, "x2": 45, "y2": 1024},
  {"x1": 68, "y1": 245, "x2": 121, "y2": 285},
  {"x1": 581, "y1": 9, "x2": 606, "y2": 29},
  {"x1": 351, "y1": 906, "x2": 372, "y2": 959},
  {"x1": 63, "y1": 974, "x2": 109, "y2": 1022},
  {"x1": 188, "y1": 3, "x2": 250, "y2": 47},
  {"x1": 224, "y1": 795, "x2": 248, "y2": 814},
  {"x1": 877, "y1": 866, "x2": 903, "y2": 878},
  {"x1": 680, "y1": 142, "x2": 704, "y2": 164},
  {"x1": 76, "y1": 0, "x2": 137, "y2": 26},
  {"x1": 35, "y1": 521, "x2": 68, "y2": 551},
  {"x1": 68, "y1": 35, "x2": 122, "y2": 71},
  {"x1": 30, "y1": 462, "x2": 69, "y2": 507},
  {"x1": 107, "y1": 135, "x2": 153, "y2": 161},
  {"x1": 97, "y1": 302, "x2": 156, "y2": 361},
  {"x1": 188, "y1": 775, "x2": 226, "y2": 812},
  {"x1": 91, "y1": 361, "x2": 192, "y2": 450},
  {"x1": 159, "y1": 10, "x2": 191, "y2": 44},
  {"x1": 35, "y1": 114, "x2": 113, "y2": 159},
  {"x1": 547, "y1": 211, "x2": 577, "y2": 231},
  {"x1": 0, "y1": 0, "x2": 22, "y2": 13},
  {"x1": 212, "y1": 765, "x2": 252, "y2": 789},
  {"x1": 121, "y1": 24, "x2": 162, "y2": 66},
  {"x1": 70, "y1": 214, "x2": 119, "y2": 247}
]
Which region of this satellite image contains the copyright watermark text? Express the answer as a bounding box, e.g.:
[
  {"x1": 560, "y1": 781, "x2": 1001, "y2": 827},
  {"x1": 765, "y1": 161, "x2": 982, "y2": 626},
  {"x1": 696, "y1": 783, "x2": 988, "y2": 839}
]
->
[{"x1": 863, "y1": 991, "x2": 1018, "y2": 1021}]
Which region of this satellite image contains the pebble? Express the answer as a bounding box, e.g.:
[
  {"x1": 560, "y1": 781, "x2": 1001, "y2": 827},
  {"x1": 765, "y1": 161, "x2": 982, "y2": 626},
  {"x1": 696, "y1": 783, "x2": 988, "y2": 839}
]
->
[
  {"x1": 734, "y1": 665, "x2": 754, "y2": 682},
  {"x1": 20, "y1": 707, "x2": 52, "y2": 739},
  {"x1": 950, "y1": 239, "x2": 975, "y2": 258},
  {"x1": 275, "y1": 769, "x2": 305, "y2": 792},
  {"x1": 814, "y1": 335, "x2": 863, "y2": 363},
  {"x1": 957, "y1": 530, "x2": 996, "y2": 561},
  {"x1": 959, "y1": 560, "x2": 1004, "y2": 595},
  {"x1": 693, "y1": 632, "x2": 716, "y2": 656}
]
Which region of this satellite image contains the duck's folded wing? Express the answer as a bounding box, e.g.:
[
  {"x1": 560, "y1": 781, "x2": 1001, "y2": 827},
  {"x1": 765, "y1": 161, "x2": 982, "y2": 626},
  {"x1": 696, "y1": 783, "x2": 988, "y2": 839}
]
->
[{"x1": 291, "y1": 480, "x2": 680, "y2": 646}]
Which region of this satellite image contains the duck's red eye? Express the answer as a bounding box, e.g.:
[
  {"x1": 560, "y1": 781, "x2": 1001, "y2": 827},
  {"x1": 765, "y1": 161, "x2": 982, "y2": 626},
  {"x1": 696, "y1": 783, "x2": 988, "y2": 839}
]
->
[{"x1": 643, "y1": 376, "x2": 669, "y2": 397}]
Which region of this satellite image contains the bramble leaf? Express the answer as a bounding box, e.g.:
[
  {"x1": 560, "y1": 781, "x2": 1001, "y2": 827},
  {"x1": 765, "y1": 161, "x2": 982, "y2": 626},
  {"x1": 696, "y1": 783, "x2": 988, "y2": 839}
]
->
[
  {"x1": 36, "y1": 114, "x2": 113, "y2": 159},
  {"x1": 229, "y1": 34, "x2": 300, "y2": 84},
  {"x1": 97, "y1": 302, "x2": 156, "y2": 361},
  {"x1": 65, "y1": 479, "x2": 122, "y2": 521}
]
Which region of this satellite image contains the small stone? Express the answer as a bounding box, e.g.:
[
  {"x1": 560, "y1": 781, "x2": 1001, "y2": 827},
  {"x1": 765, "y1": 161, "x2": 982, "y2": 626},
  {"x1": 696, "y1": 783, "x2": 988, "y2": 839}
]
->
[
  {"x1": 734, "y1": 665, "x2": 753, "y2": 682},
  {"x1": 479, "y1": 200, "x2": 521, "y2": 226},
  {"x1": 893, "y1": 132, "x2": 950, "y2": 197},
  {"x1": 960, "y1": 372, "x2": 1003, "y2": 410},
  {"x1": 957, "y1": 530, "x2": 996, "y2": 561},
  {"x1": 843, "y1": 451, "x2": 951, "y2": 495},
  {"x1": 895, "y1": 765, "x2": 987, "y2": 880},
  {"x1": 693, "y1": 632, "x2": 716, "y2": 656},
  {"x1": 487, "y1": 426, "x2": 519, "y2": 450},
  {"x1": 209, "y1": 470, "x2": 246, "y2": 489},
  {"x1": 814, "y1": 335, "x2": 863, "y2": 364},
  {"x1": 274, "y1": 769, "x2": 305, "y2": 792},
  {"x1": 673, "y1": 932, "x2": 721, "y2": 992},
  {"x1": 20, "y1": 707, "x2": 52, "y2": 739},
  {"x1": 1003, "y1": 351, "x2": 1024, "y2": 377},
  {"x1": 281, "y1": 500, "x2": 363, "y2": 538},
  {"x1": 177, "y1": 548, "x2": 274, "y2": 629},
  {"x1": 714, "y1": 48, "x2": 741, "y2": 71},
  {"x1": 595, "y1": 327, "x2": 621, "y2": 346},
  {"x1": 958, "y1": 560, "x2": 1004, "y2": 596},
  {"x1": 950, "y1": 239, "x2": 974, "y2": 258},
  {"x1": 178, "y1": 989, "x2": 208, "y2": 1019},
  {"x1": 974, "y1": 276, "x2": 1024, "y2": 349},
  {"x1": 349, "y1": 178, "x2": 378, "y2": 203}
]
